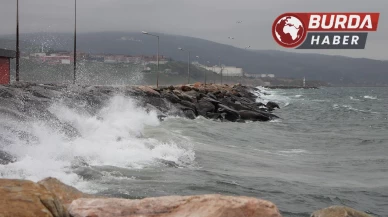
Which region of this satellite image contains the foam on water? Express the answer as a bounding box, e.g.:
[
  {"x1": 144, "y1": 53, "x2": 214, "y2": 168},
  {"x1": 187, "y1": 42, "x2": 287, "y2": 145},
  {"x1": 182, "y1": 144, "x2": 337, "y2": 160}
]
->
[
  {"x1": 254, "y1": 86, "x2": 291, "y2": 107},
  {"x1": 364, "y1": 95, "x2": 377, "y2": 100},
  {"x1": 0, "y1": 95, "x2": 194, "y2": 190}
]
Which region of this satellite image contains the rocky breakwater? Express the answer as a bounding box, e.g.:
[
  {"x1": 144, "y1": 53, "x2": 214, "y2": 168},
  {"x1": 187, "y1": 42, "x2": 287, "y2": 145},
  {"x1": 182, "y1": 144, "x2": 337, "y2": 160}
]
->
[
  {"x1": 0, "y1": 178, "x2": 376, "y2": 217},
  {"x1": 142, "y1": 82, "x2": 280, "y2": 122},
  {"x1": 0, "y1": 82, "x2": 279, "y2": 124}
]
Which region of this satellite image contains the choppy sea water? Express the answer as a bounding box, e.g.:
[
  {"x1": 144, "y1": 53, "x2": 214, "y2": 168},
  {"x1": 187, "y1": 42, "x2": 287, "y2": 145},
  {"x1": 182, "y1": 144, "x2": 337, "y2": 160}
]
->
[{"x1": 0, "y1": 86, "x2": 387, "y2": 216}]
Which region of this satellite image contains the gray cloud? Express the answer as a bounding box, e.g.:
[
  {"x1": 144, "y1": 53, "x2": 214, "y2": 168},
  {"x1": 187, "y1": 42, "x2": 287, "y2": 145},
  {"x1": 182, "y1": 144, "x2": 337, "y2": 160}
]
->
[{"x1": 0, "y1": 0, "x2": 386, "y2": 59}]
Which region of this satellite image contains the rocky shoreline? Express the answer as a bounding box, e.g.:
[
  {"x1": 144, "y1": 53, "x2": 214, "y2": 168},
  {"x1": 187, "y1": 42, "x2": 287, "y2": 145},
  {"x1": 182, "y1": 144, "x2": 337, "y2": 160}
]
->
[
  {"x1": 0, "y1": 177, "x2": 374, "y2": 217},
  {"x1": 0, "y1": 82, "x2": 280, "y2": 123}
]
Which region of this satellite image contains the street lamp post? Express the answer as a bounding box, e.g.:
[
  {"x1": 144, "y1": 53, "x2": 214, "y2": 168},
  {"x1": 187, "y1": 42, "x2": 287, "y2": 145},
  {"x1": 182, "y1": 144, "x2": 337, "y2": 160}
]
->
[
  {"x1": 219, "y1": 57, "x2": 223, "y2": 85},
  {"x1": 178, "y1": 48, "x2": 190, "y2": 84},
  {"x1": 195, "y1": 55, "x2": 202, "y2": 84},
  {"x1": 206, "y1": 61, "x2": 211, "y2": 85},
  {"x1": 142, "y1": 31, "x2": 160, "y2": 87},
  {"x1": 16, "y1": 0, "x2": 20, "y2": 82},
  {"x1": 73, "y1": 0, "x2": 77, "y2": 84}
]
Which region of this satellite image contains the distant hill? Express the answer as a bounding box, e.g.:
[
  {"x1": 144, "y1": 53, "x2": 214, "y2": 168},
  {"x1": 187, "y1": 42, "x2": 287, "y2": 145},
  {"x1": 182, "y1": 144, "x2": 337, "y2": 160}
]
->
[{"x1": 1, "y1": 32, "x2": 387, "y2": 86}]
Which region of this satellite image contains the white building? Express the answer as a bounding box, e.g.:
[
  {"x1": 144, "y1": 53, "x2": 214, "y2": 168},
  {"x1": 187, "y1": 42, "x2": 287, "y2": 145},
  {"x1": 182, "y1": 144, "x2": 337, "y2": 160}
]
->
[{"x1": 204, "y1": 66, "x2": 243, "y2": 77}]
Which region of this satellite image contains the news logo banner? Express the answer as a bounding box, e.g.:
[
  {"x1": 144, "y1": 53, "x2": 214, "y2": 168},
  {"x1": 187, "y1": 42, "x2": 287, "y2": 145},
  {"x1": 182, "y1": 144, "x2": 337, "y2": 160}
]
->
[{"x1": 272, "y1": 13, "x2": 380, "y2": 49}]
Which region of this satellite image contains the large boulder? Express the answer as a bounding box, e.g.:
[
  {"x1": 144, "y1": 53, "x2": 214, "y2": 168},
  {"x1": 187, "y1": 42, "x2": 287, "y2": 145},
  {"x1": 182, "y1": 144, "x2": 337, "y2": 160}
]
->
[
  {"x1": 137, "y1": 86, "x2": 161, "y2": 97},
  {"x1": 178, "y1": 100, "x2": 198, "y2": 114},
  {"x1": 0, "y1": 179, "x2": 69, "y2": 217},
  {"x1": 218, "y1": 104, "x2": 240, "y2": 122},
  {"x1": 38, "y1": 177, "x2": 93, "y2": 206},
  {"x1": 311, "y1": 206, "x2": 373, "y2": 217},
  {"x1": 266, "y1": 101, "x2": 280, "y2": 111},
  {"x1": 181, "y1": 85, "x2": 192, "y2": 92},
  {"x1": 161, "y1": 91, "x2": 181, "y2": 103},
  {"x1": 238, "y1": 110, "x2": 271, "y2": 122},
  {"x1": 69, "y1": 194, "x2": 282, "y2": 217},
  {"x1": 197, "y1": 99, "x2": 215, "y2": 117}
]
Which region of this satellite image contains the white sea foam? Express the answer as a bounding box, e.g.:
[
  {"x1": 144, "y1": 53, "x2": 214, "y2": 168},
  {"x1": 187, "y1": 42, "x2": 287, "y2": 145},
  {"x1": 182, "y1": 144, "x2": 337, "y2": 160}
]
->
[
  {"x1": 255, "y1": 86, "x2": 291, "y2": 107},
  {"x1": 350, "y1": 96, "x2": 361, "y2": 101},
  {"x1": 364, "y1": 96, "x2": 377, "y2": 100},
  {"x1": 0, "y1": 95, "x2": 194, "y2": 191}
]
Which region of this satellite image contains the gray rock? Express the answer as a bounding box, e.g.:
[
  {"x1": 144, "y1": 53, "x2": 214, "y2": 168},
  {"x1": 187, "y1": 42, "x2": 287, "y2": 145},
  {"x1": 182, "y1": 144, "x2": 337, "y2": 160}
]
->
[
  {"x1": 183, "y1": 110, "x2": 196, "y2": 119},
  {"x1": 197, "y1": 99, "x2": 215, "y2": 117},
  {"x1": 0, "y1": 150, "x2": 15, "y2": 165}
]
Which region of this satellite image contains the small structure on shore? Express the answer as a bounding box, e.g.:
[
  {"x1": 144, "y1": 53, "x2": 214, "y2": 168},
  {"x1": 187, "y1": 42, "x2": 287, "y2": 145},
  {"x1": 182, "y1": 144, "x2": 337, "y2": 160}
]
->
[{"x1": 0, "y1": 49, "x2": 16, "y2": 85}]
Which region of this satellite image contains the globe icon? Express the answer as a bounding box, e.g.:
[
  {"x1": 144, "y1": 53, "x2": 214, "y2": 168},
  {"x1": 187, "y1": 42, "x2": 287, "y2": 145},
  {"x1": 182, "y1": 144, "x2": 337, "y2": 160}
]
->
[{"x1": 273, "y1": 15, "x2": 305, "y2": 47}]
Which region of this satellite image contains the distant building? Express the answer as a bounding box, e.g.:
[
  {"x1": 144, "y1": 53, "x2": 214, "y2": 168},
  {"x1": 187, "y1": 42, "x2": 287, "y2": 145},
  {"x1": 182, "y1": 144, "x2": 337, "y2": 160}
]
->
[
  {"x1": 245, "y1": 73, "x2": 275, "y2": 78},
  {"x1": 0, "y1": 49, "x2": 16, "y2": 85},
  {"x1": 244, "y1": 73, "x2": 261, "y2": 78},
  {"x1": 37, "y1": 55, "x2": 72, "y2": 65},
  {"x1": 204, "y1": 65, "x2": 243, "y2": 77}
]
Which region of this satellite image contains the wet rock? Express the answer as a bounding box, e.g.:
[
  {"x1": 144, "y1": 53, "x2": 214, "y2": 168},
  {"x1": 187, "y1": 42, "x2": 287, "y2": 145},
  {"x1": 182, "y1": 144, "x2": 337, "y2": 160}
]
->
[
  {"x1": 218, "y1": 104, "x2": 240, "y2": 122},
  {"x1": 196, "y1": 93, "x2": 207, "y2": 100},
  {"x1": 238, "y1": 110, "x2": 271, "y2": 122},
  {"x1": 181, "y1": 85, "x2": 192, "y2": 92},
  {"x1": 202, "y1": 97, "x2": 220, "y2": 105},
  {"x1": 197, "y1": 99, "x2": 216, "y2": 117},
  {"x1": 0, "y1": 150, "x2": 16, "y2": 165},
  {"x1": 145, "y1": 103, "x2": 167, "y2": 121},
  {"x1": 0, "y1": 88, "x2": 14, "y2": 98},
  {"x1": 311, "y1": 206, "x2": 373, "y2": 217},
  {"x1": 0, "y1": 179, "x2": 69, "y2": 217},
  {"x1": 137, "y1": 86, "x2": 161, "y2": 97},
  {"x1": 178, "y1": 100, "x2": 198, "y2": 114},
  {"x1": 38, "y1": 177, "x2": 93, "y2": 206},
  {"x1": 69, "y1": 195, "x2": 282, "y2": 217},
  {"x1": 206, "y1": 112, "x2": 221, "y2": 120},
  {"x1": 183, "y1": 109, "x2": 196, "y2": 119},
  {"x1": 207, "y1": 92, "x2": 217, "y2": 100},
  {"x1": 161, "y1": 91, "x2": 181, "y2": 103},
  {"x1": 178, "y1": 92, "x2": 195, "y2": 102},
  {"x1": 266, "y1": 101, "x2": 280, "y2": 111}
]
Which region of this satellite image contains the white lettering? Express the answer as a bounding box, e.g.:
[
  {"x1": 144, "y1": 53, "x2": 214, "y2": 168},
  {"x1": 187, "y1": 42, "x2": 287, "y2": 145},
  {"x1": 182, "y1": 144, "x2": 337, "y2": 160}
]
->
[
  {"x1": 360, "y1": 15, "x2": 373, "y2": 29},
  {"x1": 343, "y1": 35, "x2": 350, "y2": 45},
  {"x1": 322, "y1": 36, "x2": 330, "y2": 45},
  {"x1": 351, "y1": 35, "x2": 359, "y2": 45},
  {"x1": 322, "y1": 15, "x2": 334, "y2": 29},
  {"x1": 335, "y1": 15, "x2": 347, "y2": 29},
  {"x1": 333, "y1": 35, "x2": 341, "y2": 45},
  {"x1": 311, "y1": 35, "x2": 320, "y2": 44},
  {"x1": 348, "y1": 15, "x2": 360, "y2": 29},
  {"x1": 308, "y1": 15, "x2": 321, "y2": 29}
]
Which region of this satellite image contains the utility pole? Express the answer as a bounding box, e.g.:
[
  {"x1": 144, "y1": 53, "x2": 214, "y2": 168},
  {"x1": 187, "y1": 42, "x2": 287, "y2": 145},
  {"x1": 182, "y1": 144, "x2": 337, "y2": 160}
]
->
[
  {"x1": 219, "y1": 57, "x2": 222, "y2": 85},
  {"x1": 187, "y1": 51, "x2": 190, "y2": 84},
  {"x1": 157, "y1": 36, "x2": 159, "y2": 87},
  {"x1": 16, "y1": 0, "x2": 20, "y2": 82},
  {"x1": 73, "y1": 0, "x2": 77, "y2": 84},
  {"x1": 142, "y1": 31, "x2": 160, "y2": 87}
]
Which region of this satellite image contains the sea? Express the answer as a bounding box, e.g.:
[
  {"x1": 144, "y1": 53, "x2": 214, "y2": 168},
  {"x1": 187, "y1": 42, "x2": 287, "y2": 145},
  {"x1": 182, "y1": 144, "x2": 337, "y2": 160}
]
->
[{"x1": 0, "y1": 86, "x2": 387, "y2": 217}]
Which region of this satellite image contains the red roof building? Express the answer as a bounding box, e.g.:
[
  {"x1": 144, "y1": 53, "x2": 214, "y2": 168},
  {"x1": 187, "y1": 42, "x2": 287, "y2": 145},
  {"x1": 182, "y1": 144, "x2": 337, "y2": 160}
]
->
[{"x1": 0, "y1": 49, "x2": 16, "y2": 85}]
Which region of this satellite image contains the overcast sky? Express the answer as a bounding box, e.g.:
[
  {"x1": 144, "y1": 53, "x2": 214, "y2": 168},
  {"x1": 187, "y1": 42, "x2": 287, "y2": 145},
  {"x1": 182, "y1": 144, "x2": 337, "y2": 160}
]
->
[{"x1": 0, "y1": 0, "x2": 386, "y2": 60}]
